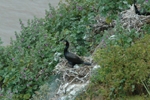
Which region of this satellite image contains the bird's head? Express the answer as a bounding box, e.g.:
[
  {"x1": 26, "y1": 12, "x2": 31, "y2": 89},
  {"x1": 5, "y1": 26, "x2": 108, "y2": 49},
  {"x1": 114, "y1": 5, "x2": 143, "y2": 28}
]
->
[
  {"x1": 63, "y1": 40, "x2": 69, "y2": 44},
  {"x1": 63, "y1": 40, "x2": 69, "y2": 47}
]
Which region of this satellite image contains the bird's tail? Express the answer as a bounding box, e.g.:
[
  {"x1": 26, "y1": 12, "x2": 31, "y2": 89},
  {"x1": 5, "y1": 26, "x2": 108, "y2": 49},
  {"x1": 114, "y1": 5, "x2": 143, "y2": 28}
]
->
[{"x1": 83, "y1": 62, "x2": 91, "y2": 66}]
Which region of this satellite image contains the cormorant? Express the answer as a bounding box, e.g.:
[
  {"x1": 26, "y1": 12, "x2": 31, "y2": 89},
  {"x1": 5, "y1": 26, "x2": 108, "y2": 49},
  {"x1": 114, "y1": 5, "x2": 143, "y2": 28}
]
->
[{"x1": 63, "y1": 40, "x2": 91, "y2": 68}]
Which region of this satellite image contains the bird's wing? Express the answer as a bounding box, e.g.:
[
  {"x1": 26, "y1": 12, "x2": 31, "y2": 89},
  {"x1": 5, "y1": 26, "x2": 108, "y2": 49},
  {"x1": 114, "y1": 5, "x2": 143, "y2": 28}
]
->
[{"x1": 65, "y1": 52, "x2": 83, "y2": 62}]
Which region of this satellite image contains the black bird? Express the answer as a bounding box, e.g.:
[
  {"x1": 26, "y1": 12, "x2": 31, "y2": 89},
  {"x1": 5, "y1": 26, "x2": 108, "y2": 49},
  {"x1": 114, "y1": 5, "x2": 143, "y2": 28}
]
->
[{"x1": 63, "y1": 40, "x2": 91, "y2": 68}]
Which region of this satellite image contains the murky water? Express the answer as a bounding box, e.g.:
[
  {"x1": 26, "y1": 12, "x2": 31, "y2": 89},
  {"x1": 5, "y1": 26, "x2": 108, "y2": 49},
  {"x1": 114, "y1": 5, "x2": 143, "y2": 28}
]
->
[{"x1": 0, "y1": 0, "x2": 65, "y2": 46}]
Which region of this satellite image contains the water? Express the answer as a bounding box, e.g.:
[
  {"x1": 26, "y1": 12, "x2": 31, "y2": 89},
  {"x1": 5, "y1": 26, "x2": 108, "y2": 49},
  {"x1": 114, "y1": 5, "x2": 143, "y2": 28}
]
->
[{"x1": 0, "y1": 0, "x2": 65, "y2": 46}]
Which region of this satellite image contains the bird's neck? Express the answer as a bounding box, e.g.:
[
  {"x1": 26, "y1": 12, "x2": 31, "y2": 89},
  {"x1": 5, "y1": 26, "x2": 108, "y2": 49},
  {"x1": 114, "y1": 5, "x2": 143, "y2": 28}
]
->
[{"x1": 64, "y1": 44, "x2": 69, "y2": 54}]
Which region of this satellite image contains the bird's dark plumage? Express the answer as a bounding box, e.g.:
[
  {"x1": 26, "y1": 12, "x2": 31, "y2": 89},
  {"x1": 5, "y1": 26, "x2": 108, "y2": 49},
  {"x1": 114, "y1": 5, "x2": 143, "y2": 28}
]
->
[{"x1": 64, "y1": 40, "x2": 91, "y2": 68}]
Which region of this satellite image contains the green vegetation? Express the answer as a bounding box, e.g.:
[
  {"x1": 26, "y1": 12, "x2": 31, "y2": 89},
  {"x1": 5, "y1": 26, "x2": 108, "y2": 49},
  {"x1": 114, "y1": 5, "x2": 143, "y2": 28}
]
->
[
  {"x1": 76, "y1": 22, "x2": 150, "y2": 99},
  {"x1": 93, "y1": 34, "x2": 150, "y2": 99},
  {"x1": 0, "y1": 0, "x2": 99, "y2": 99},
  {"x1": 0, "y1": 0, "x2": 150, "y2": 99}
]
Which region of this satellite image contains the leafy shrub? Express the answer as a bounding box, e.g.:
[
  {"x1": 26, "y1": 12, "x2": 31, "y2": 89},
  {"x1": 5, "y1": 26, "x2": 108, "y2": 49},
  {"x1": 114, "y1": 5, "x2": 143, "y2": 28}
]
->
[
  {"x1": 136, "y1": 0, "x2": 150, "y2": 13},
  {"x1": 97, "y1": 0, "x2": 130, "y2": 19},
  {"x1": 98, "y1": 19, "x2": 142, "y2": 50},
  {"x1": 97, "y1": 0, "x2": 150, "y2": 21},
  {"x1": 30, "y1": 74, "x2": 61, "y2": 100},
  {"x1": 93, "y1": 34, "x2": 150, "y2": 99},
  {"x1": 44, "y1": 0, "x2": 99, "y2": 56},
  {"x1": 0, "y1": 16, "x2": 61, "y2": 99},
  {"x1": 142, "y1": 23, "x2": 150, "y2": 35}
]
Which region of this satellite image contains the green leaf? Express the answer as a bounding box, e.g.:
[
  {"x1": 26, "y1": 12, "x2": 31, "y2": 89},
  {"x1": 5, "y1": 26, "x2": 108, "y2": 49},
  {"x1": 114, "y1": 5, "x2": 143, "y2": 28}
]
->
[
  {"x1": 23, "y1": 93, "x2": 31, "y2": 99},
  {"x1": 127, "y1": 38, "x2": 132, "y2": 43},
  {"x1": 33, "y1": 85, "x2": 37, "y2": 90}
]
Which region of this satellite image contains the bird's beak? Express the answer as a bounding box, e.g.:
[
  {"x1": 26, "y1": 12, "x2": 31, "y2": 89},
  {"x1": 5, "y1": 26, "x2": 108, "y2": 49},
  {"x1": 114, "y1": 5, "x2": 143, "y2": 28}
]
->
[{"x1": 61, "y1": 40, "x2": 66, "y2": 44}]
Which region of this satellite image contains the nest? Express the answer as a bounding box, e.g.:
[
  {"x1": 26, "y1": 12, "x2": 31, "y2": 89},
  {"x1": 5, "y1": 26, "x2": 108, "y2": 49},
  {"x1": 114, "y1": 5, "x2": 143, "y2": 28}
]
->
[
  {"x1": 92, "y1": 4, "x2": 150, "y2": 34},
  {"x1": 119, "y1": 4, "x2": 150, "y2": 33},
  {"x1": 51, "y1": 56, "x2": 94, "y2": 99},
  {"x1": 54, "y1": 57, "x2": 91, "y2": 84}
]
